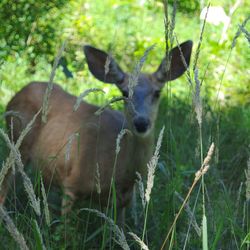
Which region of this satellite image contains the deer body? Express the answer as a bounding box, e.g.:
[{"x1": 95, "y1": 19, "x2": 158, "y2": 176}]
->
[
  {"x1": 2, "y1": 41, "x2": 192, "y2": 216},
  {"x1": 6, "y1": 82, "x2": 149, "y2": 208}
]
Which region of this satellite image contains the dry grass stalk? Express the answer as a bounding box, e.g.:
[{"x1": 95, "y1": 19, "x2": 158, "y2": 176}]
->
[
  {"x1": 170, "y1": 0, "x2": 177, "y2": 41},
  {"x1": 0, "y1": 109, "x2": 40, "y2": 197},
  {"x1": 103, "y1": 128, "x2": 131, "y2": 222},
  {"x1": 64, "y1": 133, "x2": 79, "y2": 163},
  {"x1": 145, "y1": 126, "x2": 165, "y2": 203},
  {"x1": 219, "y1": 0, "x2": 243, "y2": 43},
  {"x1": 16, "y1": 109, "x2": 41, "y2": 149},
  {"x1": 95, "y1": 163, "x2": 101, "y2": 195},
  {"x1": 10, "y1": 117, "x2": 14, "y2": 145},
  {"x1": 174, "y1": 34, "x2": 193, "y2": 87},
  {"x1": 160, "y1": 143, "x2": 215, "y2": 250},
  {"x1": 128, "y1": 232, "x2": 149, "y2": 250},
  {"x1": 20, "y1": 170, "x2": 41, "y2": 216},
  {"x1": 0, "y1": 129, "x2": 24, "y2": 172},
  {"x1": 115, "y1": 129, "x2": 130, "y2": 155},
  {"x1": 214, "y1": 17, "x2": 249, "y2": 112},
  {"x1": 95, "y1": 96, "x2": 125, "y2": 116},
  {"x1": 193, "y1": 3, "x2": 210, "y2": 71},
  {"x1": 4, "y1": 109, "x2": 41, "y2": 150},
  {"x1": 104, "y1": 54, "x2": 112, "y2": 76},
  {"x1": 242, "y1": 200, "x2": 246, "y2": 230},
  {"x1": 136, "y1": 171, "x2": 146, "y2": 209},
  {"x1": 201, "y1": 143, "x2": 215, "y2": 169},
  {"x1": 164, "y1": 0, "x2": 176, "y2": 52},
  {"x1": 163, "y1": 0, "x2": 177, "y2": 77},
  {"x1": 74, "y1": 88, "x2": 105, "y2": 111},
  {"x1": 163, "y1": 0, "x2": 169, "y2": 54},
  {"x1": 182, "y1": 183, "x2": 203, "y2": 250},
  {"x1": 231, "y1": 16, "x2": 250, "y2": 49},
  {"x1": 194, "y1": 164, "x2": 209, "y2": 182},
  {"x1": 241, "y1": 26, "x2": 250, "y2": 43},
  {"x1": 41, "y1": 175, "x2": 50, "y2": 226},
  {"x1": 0, "y1": 205, "x2": 29, "y2": 250},
  {"x1": 175, "y1": 191, "x2": 201, "y2": 236},
  {"x1": 245, "y1": 158, "x2": 250, "y2": 201},
  {"x1": 142, "y1": 127, "x2": 165, "y2": 243},
  {"x1": 0, "y1": 129, "x2": 41, "y2": 216},
  {"x1": 3, "y1": 111, "x2": 24, "y2": 133},
  {"x1": 234, "y1": 182, "x2": 243, "y2": 218},
  {"x1": 128, "y1": 45, "x2": 155, "y2": 98},
  {"x1": 163, "y1": 0, "x2": 175, "y2": 51},
  {"x1": 97, "y1": 45, "x2": 154, "y2": 118},
  {"x1": 81, "y1": 208, "x2": 130, "y2": 250},
  {"x1": 193, "y1": 68, "x2": 202, "y2": 127},
  {"x1": 42, "y1": 41, "x2": 66, "y2": 123},
  {"x1": 0, "y1": 158, "x2": 14, "y2": 192}
]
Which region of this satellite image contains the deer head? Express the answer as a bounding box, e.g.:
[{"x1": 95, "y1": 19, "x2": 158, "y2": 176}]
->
[{"x1": 84, "y1": 41, "x2": 192, "y2": 137}]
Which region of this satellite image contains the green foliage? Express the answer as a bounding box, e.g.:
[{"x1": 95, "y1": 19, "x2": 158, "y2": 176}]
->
[
  {"x1": 167, "y1": 0, "x2": 200, "y2": 13},
  {"x1": 0, "y1": 0, "x2": 69, "y2": 62},
  {"x1": 0, "y1": 0, "x2": 249, "y2": 249}
]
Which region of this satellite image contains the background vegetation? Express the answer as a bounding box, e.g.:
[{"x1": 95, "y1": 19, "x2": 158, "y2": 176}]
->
[{"x1": 0, "y1": 0, "x2": 249, "y2": 249}]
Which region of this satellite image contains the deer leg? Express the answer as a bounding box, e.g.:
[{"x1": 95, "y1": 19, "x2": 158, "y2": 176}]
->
[
  {"x1": 117, "y1": 207, "x2": 126, "y2": 230},
  {"x1": 131, "y1": 185, "x2": 138, "y2": 227},
  {"x1": 0, "y1": 169, "x2": 14, "y2": 205},
  {"x1": 61, "y1": 189, "x2": 76, "y2": 215}
]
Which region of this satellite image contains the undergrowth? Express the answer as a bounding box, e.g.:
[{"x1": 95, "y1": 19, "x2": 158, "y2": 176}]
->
[{"x1": 0, "y1": 0, "x2": 249, "y2": 249}]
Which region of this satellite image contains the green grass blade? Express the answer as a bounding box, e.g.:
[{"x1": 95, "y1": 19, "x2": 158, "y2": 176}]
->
[{"x1": 202, "y1": 214, "x2": 208, "y2": 250}]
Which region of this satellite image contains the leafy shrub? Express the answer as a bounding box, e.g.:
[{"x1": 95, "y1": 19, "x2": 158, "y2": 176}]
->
[
  {"x1": 0, "y1": 0, "x2": 68, "y2": 62},
  {"x1": 167, "y1": 0, "x2": 200, "y2": 13}
]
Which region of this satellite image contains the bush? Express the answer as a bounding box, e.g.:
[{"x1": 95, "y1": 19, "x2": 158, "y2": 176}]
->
[
  {"x1": 167, "y1": 0, "x2": 200, "y2": 13},
  {"x1": 0, "y1": 0, "x2": 68, "y2": 62}
]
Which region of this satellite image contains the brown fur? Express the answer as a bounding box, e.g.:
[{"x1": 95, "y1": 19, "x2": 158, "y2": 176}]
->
[{"x1": 1, "y1": 41, "x2": 192, "y2": 220}]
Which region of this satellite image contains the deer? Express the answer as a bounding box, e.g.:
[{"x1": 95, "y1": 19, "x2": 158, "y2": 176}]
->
[{"x1": 1, "y1": 40, "x2": 192, "y2": 223}]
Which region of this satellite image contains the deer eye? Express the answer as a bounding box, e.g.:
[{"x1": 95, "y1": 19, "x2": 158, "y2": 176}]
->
[
  {"x1": 122, "y1": 90, "x2": 129, "y2": 98},
  {"x1": 153, "y1": 90, "x2": 161, "y2": 100}
]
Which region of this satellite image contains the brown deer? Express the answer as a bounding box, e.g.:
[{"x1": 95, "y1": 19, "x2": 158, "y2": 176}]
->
[{"x1": 1, "y1": 41, "x2": 192, "y2": 221}]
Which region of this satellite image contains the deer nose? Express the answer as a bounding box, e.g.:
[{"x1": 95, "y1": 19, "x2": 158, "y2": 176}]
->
[{"x1": 133, "y1": 116, "x2": 150, "y2": 133}]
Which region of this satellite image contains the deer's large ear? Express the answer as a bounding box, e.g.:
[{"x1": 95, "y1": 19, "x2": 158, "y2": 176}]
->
[
  {"x1": 84, "y1": 45, "x2": 125, "y2": 84},
  {"x1": 153, "y1": 40, "x2": 193, "y2": 83}
]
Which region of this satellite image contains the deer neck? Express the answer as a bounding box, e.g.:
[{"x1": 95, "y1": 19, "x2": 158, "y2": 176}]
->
[{"x1": 131, "y1": 128, "x2": 155, "y2": 177}]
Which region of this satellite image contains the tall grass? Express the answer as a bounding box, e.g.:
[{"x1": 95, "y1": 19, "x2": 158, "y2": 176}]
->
[
  {"x1": 0, "y1": 206, "x2": 28, "y2": 250},
  {"x1": 0, "y1": 1, "x2": 249, "y2": 249},
  {"x1": 42, "y1": 41, "x2": 66, "y2": 123},
  {"x1": 142, "y1": 126, "x2": 165, "y2": 242}
]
